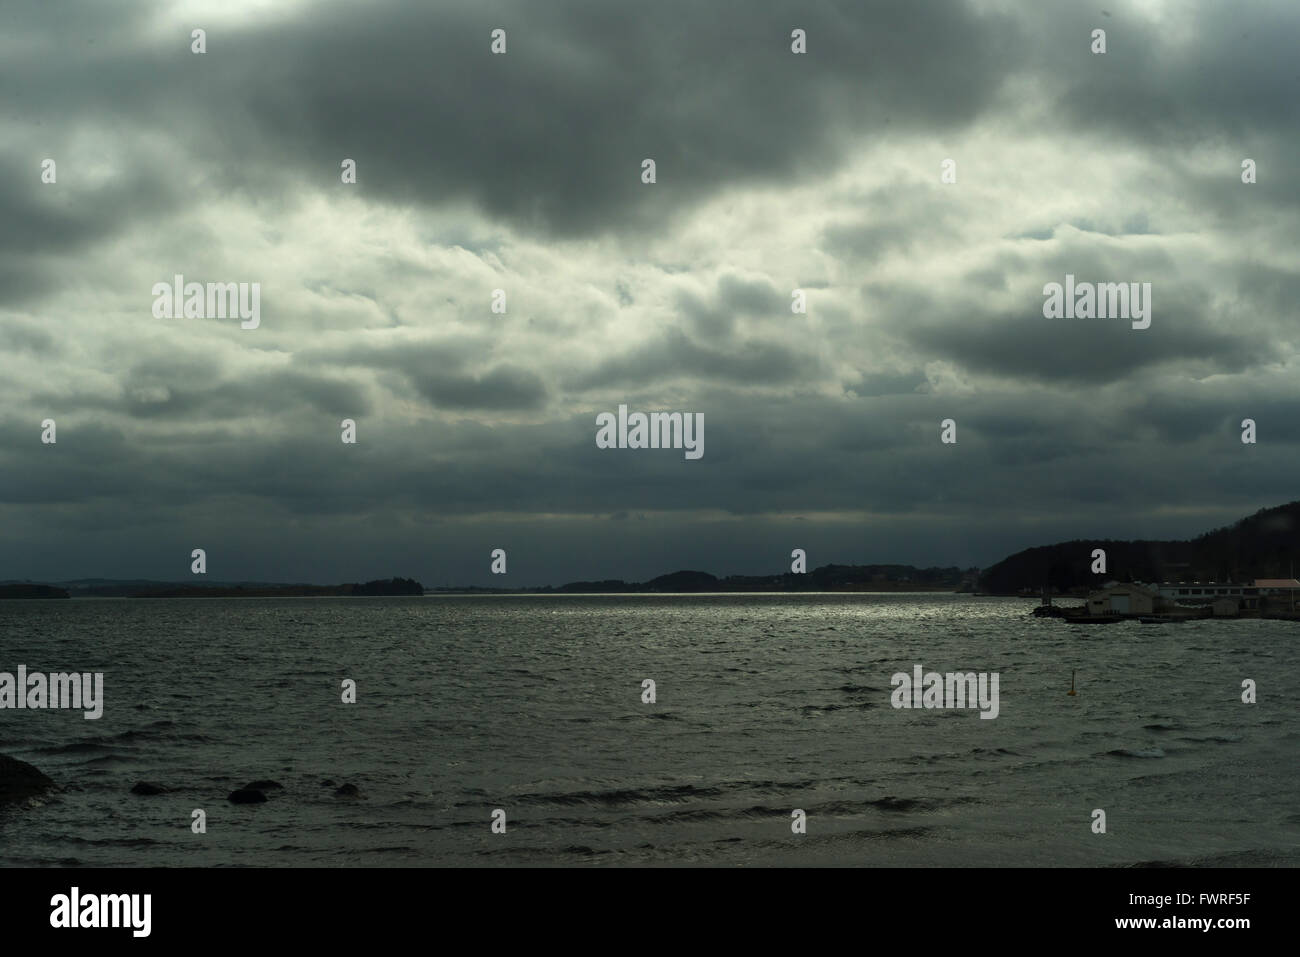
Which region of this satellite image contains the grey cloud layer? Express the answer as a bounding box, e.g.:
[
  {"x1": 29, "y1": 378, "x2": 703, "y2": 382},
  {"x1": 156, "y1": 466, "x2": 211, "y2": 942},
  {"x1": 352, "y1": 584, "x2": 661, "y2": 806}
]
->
[{"x1": 3, "y1": 0, "x2": 1299, "y2": 582}]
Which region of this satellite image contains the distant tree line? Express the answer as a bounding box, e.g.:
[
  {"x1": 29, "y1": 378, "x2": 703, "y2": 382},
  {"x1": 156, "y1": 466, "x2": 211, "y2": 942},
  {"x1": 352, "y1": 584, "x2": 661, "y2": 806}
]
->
[{"x1": 979, "y1": 501, "x2": 1300, "y2": 594}]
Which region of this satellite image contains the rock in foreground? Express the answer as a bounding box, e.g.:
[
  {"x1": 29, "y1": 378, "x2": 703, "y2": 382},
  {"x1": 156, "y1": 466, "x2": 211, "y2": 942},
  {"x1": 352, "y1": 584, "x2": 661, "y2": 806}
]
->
[
  {"x1": 228, "y1": 788, "x2": 267, "y2": 804},
  {"x1": 0, "y1": 753, "x2": 56, "y2": 805}
]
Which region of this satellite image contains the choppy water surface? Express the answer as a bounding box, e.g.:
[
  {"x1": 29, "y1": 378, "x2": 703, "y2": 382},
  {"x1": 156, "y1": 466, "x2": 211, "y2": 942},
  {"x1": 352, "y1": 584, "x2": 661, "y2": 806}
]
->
[{"x1": 1, "y1": 594, "x2": 1296, "y2": 866}]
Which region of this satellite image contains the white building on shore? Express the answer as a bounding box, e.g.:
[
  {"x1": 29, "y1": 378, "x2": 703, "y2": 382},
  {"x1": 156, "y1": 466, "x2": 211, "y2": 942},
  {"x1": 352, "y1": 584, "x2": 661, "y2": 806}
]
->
[
  {"x1": 1085, "y1": 578, "x2": 1300, "y2": 617},
  {"x1": 1152, "y1": 579, "x2": 1300, "y2": 610},
  {"x1": 1154, "y1": 582, "x2": 1259, "y2": 609},
  {"x1": 1086, "y1": 582, "x2": 1161, "y2": 616}
]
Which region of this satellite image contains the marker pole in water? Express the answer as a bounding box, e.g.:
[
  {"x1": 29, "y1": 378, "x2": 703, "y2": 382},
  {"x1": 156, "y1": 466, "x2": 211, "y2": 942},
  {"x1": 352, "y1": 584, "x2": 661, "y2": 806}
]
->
[{"x1": 1068, "y1": 670, "x2": 1077, "y2": 696}]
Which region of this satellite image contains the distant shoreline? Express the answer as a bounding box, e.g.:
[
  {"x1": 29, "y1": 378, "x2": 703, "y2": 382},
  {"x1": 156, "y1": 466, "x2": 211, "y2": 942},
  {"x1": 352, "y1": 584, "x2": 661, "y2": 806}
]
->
[
  {"x1": 8, "y1": 500, "x2": 1300, "y2": 601},
  {"x1": 1, "y1": 565, "x2": 977, "y2": 599},
  {"x1": 1, "y1": 588, "x2": 994, "y2": 600}
]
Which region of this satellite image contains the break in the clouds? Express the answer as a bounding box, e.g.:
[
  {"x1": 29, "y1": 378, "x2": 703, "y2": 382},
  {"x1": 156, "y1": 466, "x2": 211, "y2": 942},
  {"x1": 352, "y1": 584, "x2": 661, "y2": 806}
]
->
[{"x1": 2, "y1": 0, "x2": 1299, "y2": 585}]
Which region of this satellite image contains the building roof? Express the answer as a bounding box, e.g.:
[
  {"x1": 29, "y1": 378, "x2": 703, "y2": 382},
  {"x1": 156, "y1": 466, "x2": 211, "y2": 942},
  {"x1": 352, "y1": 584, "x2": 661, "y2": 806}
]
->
[
  {"x1": 1089, "y1": 582, "x2": 1159, "y2": 597},
  {"x1": 1156, "y1": 582, "x2": 1247, "y2": 588},
  {"x1": 1253, "y1": 579, "x2": 1300, "y2": 588}
]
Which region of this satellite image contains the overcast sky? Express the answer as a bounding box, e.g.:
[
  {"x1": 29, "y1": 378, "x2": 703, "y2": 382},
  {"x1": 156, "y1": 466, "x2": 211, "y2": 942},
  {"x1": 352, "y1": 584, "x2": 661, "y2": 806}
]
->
[{"x1": 2, "y1": 0, "x2": 1298, "y2": 586}]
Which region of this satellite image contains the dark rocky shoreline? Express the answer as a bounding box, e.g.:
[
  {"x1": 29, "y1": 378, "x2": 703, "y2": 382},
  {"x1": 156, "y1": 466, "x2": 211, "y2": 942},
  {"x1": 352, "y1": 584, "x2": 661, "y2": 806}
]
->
[{"x1": 0, "y1": 753, "x2": 57, "y2": 805}]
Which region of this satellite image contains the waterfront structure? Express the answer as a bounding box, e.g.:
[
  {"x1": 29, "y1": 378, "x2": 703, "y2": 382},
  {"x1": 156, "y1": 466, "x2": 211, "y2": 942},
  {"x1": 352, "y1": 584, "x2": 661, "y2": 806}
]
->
[
  {"x1": 1253, "y1": 578, "x2": 1300, "y2": 610},
  {"x1": 1086, "y1": 582, "x2": 1160, "y2": 616},
  {"x1": 1154, "y1": 582, "x2": 1258, "y2": 609},
  {"x1": 1251, "y1": 578, "x2": 1300, "y2": 593},
  {"x1": 1070, "y1": 576, "x2": 1300, "y2": 622},
  {"x1": 1212, "y1": 597, "x2": 1240, "y2": 616}
]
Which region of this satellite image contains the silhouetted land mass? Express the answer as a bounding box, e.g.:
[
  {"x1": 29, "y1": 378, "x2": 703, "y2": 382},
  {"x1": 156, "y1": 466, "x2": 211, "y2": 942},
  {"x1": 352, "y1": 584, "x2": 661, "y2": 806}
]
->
[
  {"x1": 432, "y1": 564, "x2": 973, "y2": 593},
  {"x1": 0, "y1": 583, "x2": 70, "y2": 599},
  {"x1": 980, "y1": 500, "x2": 1300, "y2": 594},
  {"x1": 646, "y1": 570, "x2": 719, "y2": 591},
  {"x1": 44, "y1": 577, "x2": 425, "y2": 598},
  {"x1": 33, "y1": 568, "x2": 971, "y2": 597},
  {"x1": 350, "y1": 577, "x2": 424, "y2": 596},
  {"x1": 19, "y1": 502, "x2": 1299, "y2": 597}
]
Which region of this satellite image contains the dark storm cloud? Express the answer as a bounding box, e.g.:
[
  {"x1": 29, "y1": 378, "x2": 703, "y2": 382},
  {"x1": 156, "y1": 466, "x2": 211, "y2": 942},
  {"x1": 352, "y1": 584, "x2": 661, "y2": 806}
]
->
[
  {"x1": 405, "y1": 364, "x2": 548, "y2": 411},
  {"x1": 840, "y1": 369, "x2": 927, "y2": 398},
  {"x1": 0, "y1": 0, "x2": 158, "y2": 39},
  {"x1": 8, "y1": 386, "x2": 1295, "y2": 520},
  {"x1": 714, "y1": 274, "x2": 785, "y2": 317},
  {"x1": 1124, "y1": 385, "x2": 1300, "y2": 445},
  {"x1": 569, "y1": 327, "x2": 822, "y2": 389},
  {"x1": 0, "y1": 261, "x2": 55, "y2": 306},
  {"x1": 0, "y1": 150, "x2": 190, "y2": 304},
  {"x1": 1028, "y1": 2, "x2": 1300, "y2": 145},
  {"x1": 821, "y1": 182, "x2": 965, "y2": 264},
  {"x1": 296, "y1": 337, "x2": 548, "y2": 411},
  {"x1": 892, "y1": 297, "x2": 1261, "y2": 385},
  {"x1": 4, "y1": 0, "x2": 1296, "y2": 252},
  {"x1": 676, "y1": 274, "x2": 784, "y2": 339},
  {"x1": 6, "y1": 376, "x2": 1300, "y2": 582},
  {"x1": 872, "y1": 233, "x2": 1279, "y2": 384},
  {"x1": 295, "y1": 336, "x2": 493, "y2": 373},
  {"x1": 0, "y1": 419, "x2": 144, "y2": 504},
  {"x1": 0, "y1": 157, "x2": 164, "y2": 254},
  {"x1": 0, "y1": 0, "x2": 1023, "y2": 241},
  {"x1": 1, "y1": 317, "x2": 61, "y2": 356},
  {"x1": 1228, "y1": 262, "x2": 1300, "y2": 318},
  {"x1": 32, "y1": 364, "x2": 373, "y2": 420}
]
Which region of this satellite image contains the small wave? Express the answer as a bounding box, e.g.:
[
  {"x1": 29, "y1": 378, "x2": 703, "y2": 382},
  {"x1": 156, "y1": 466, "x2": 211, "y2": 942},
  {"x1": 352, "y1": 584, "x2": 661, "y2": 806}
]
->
[
  {"x1": 76, "y1": 754, "x2": 132, "y2": 766},
  {"x1": 31, "y1": 741, "x2": 117, "y2": 756},
  {"x1": 28, "y1": 720, "x2": 189, "y2": 755},
  {"x1": 870, "y1": 796, "x2": 926, "y2": 812},
  {"x1": 104, "y1": 724, "x2": 173, "y2": 743},
  {"x1": 847, "y1": 826, "x2": 932, "y2": 840},
  {"x1": 561, "y1": 845, "x2": 609, "y2": 856},
  {"x1": 1129, "y1": 848, "x2": 1299, "y2": 867},
  {"x1": 473, "y1": 844, "x2": 608, "y2": 859},
  {"x1": 59, "y1": 836, "x2": 162, "y2": 848},
  {"x1": 868, "y1": 794, "x2": 977, "y2": 812},
  {"x1": 0, "y1": 856, "x2": 84, "y2": 867},
  {"x1": 507, "y1": 783, "x2": 726, "y2": 808},
  {"x1": 501, "y1": 775, "x2": 828, "y2": 810},
  {"x1": 654, "y1": 803, "x2": 782, "y2": 824},
  {"x1": 1105, "y1": 748, "x2": 1166, "y2": 759}
]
